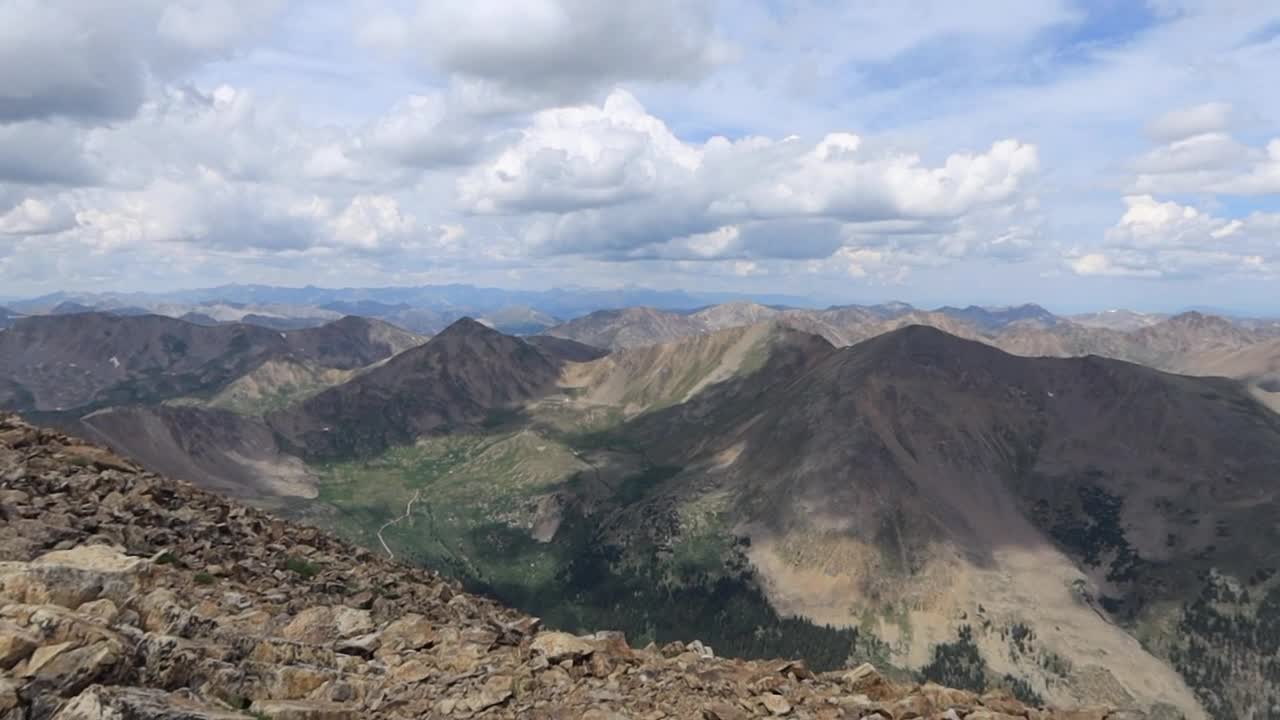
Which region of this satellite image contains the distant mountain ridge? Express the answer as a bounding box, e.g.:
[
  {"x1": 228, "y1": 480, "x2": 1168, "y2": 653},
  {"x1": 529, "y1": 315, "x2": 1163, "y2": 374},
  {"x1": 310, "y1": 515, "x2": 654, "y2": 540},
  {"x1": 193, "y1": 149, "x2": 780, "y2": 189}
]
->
[
  {"x1": 0, "y1": 305, "x2": 20, "y2": 329},
  {"x1": 8, "y1": 283, "x2": 816, "y2": 324},
  {"x1": 545, "y1": 302, "x2": 1280, "y2": 368},
  {"x1": 0, "y1": 312, "x2": 423, "y2": 413},
  {"x1": 547, "y1": 307, "x2": 711, "y2": 349}
]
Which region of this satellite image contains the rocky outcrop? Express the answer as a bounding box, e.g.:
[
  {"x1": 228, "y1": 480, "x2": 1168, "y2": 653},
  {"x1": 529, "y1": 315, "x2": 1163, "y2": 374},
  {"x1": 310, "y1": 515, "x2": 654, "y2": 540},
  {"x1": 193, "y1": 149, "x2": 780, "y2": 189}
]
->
[{"x1": 0, "y1": 414, "x2": 1147, "y2": 719}]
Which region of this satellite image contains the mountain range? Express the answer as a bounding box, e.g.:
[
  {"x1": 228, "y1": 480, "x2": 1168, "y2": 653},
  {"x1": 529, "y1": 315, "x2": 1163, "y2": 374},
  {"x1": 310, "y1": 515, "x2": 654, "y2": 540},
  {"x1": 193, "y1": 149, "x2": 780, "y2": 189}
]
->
[
  {"x1": 0, "y1": 312, "x2": 423, "y2": 414},
  {"x1": 9, "y1": 284, "x2": 1277, "y2": 341},
  {"x1": 3, "y1": 284, "x2": 814, "y2": 334},
  {"x1": 546, "y1": 303, "x2": 1280, "y2": 415},
  {"x1": 3, "y1": 299, "x2": 1280, "y2": 718}
]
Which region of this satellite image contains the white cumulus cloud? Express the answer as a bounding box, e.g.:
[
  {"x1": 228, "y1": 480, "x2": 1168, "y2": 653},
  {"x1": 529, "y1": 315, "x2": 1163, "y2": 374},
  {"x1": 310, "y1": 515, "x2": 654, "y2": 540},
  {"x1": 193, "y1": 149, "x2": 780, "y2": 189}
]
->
[
  {"x1": 459, "y1": 90, "x2": 1041, "y2": 269},
  {"x1": 1067, "y1": 195, "x2": 1280, "y2": 278}
]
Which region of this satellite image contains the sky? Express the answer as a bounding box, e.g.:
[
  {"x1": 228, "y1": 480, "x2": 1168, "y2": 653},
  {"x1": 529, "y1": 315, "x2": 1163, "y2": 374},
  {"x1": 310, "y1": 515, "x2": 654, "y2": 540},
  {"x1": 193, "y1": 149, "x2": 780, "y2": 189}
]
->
[{"x1": 1, "y1": 1, "x2": 1279, "y2": 313}]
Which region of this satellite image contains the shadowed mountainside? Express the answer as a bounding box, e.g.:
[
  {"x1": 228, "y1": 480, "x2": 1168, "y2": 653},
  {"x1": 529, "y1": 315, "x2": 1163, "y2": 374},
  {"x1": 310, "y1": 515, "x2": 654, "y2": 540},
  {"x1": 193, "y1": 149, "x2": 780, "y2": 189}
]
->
[
  {"x1": 523, "y1": 334, "x2": 610, "y2": 363},
  {"x1": 267, "y1": 318, "x2": 564, "y2": 459}
]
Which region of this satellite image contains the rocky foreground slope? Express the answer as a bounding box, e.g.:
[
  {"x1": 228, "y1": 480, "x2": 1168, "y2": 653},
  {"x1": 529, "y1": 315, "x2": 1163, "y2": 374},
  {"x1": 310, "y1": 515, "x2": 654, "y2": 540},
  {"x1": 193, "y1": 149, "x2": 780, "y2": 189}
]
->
[{"x1": 0, "y1": 414, "x2": 1148, "y2": 720}]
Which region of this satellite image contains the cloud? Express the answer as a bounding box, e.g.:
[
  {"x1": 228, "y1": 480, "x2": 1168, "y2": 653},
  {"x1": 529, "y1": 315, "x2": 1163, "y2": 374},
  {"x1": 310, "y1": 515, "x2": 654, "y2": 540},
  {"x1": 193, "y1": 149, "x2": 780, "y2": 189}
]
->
[
  {"x1": 459, "y1": 90, "x2": 1040, "y2": 267},
  {"x1": 358, "y1": 0, "x2": 727, "y2": 107},
  {"x1": 19, "y1": 82, "x2": 469, "y2": 192},
  {"x1": 1066, "y1": 253, "x2": 1161, "y2": 278},
  {"x1": 1067, "y1": 195, "x2": 1280, "y2": 278},
  {"x1": 4, "y1": 0, "x2": 1277, "y2": 307},
  {"x1": 72, "y1": 173, "x2": 318, "y2": 253},
  {"x1": 69, "y1": 173, "x2": 445, "y2": 257},
  {"x1": 458, "y1": 90, "x2": 701, "y2": 215},
  {"x1": 362, "y1": 93, "x2": 490, "y2": 168},
  {"x1": 1131, "y1": 102, "x2": 1280, "y2": 196},
  {"x1": 0, "y1": 0, "x2": 285, "y2": 124},
  {"x1": 327, "y1": 194, "x2": 418, "y2": 251},
  {"x1": 0, "y1": 122, "x2": 99, "y2": 185},
  {"x1": 1216, "y1": 139, "x2": 1280, "y2": 195},
  {"x1": 1132, "y1": 132, "x2": 1251, "y2": 175},
  {"x1": 1145, "y1": 102, "x2": 1234, "y2": 142},
  {"x1": 0, "y1": 198, "x2": 76, "y2": 236},
  {"x1": 1133, "y1": 132, "x2": 1280, "y2": 196}
]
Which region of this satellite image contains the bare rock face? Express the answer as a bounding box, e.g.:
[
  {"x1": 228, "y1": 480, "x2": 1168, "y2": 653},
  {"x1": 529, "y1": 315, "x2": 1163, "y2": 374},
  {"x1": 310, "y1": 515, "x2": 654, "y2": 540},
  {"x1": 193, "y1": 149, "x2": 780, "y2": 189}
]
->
[{"x1": 0, "y1": 413, "x2": 1152, "y2": 719}]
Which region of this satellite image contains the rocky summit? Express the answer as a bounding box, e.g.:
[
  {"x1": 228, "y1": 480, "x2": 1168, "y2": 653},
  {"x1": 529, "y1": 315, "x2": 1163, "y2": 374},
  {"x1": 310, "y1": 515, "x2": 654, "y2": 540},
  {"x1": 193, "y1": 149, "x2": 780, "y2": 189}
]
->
[{"x1": 1, "y1": 413, "x2": 1146, "y2": 720}]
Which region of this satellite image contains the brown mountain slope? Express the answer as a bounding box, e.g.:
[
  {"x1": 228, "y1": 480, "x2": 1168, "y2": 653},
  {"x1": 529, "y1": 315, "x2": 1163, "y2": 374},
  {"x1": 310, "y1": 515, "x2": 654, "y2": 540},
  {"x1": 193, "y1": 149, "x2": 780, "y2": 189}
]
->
[
  {"x1": 0, "y1": 413, "x2": 1145, "y2": 719},
  {"x1": 278, "y1": 314, "x2": 425, "y2": 369},
  {"x1": 607, "y1": 326, "x2": 1280, "y2": 717},
  {"x1": 76, "y1": 404, "x2": 317, "y2": 500},
  {"x1": 267, "y1": 318, "x2": 563, "y2": 459},
  {"x1": 561, "y1": 322, "x2": 834, "y2": 418},
  {"x1": 1125, "y1": 312, "x2": 1264, "y2": 370},
  {"x1": 548, "y1": 304, "x2": 1279, "y2": 395},
  {"x1": 546, "y1": 307, "x2": 708, "y2": 349},
  {"x1": 544, "y1": 303, "x2": 1047, "y2": 352},
  {"x1": 691, "y1": 301, "x2": 782, "y2": 330},
  {"x1": 988, "y1": 312, "x2": 1268, "y2": 377},
  {"x1": 1182, "y1": 336, "x2": 1280, "y2": 379},
  {"x1": 1181, "y1": 337, "x2": 1280, "y2": 414}
]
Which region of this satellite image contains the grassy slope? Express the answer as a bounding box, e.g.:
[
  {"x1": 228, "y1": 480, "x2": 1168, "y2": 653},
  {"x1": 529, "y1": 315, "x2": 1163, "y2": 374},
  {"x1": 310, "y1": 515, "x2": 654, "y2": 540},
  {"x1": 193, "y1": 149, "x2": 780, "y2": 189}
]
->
[{"x1": 294, "y1": 390, "x2": 892, "y2": 672}]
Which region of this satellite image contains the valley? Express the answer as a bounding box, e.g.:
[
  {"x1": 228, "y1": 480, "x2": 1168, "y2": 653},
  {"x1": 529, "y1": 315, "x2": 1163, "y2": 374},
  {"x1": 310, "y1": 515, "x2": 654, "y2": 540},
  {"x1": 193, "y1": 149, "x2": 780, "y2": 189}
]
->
[{"x1": 4, "y1": 300, "x2": 1280, "y2": 719}]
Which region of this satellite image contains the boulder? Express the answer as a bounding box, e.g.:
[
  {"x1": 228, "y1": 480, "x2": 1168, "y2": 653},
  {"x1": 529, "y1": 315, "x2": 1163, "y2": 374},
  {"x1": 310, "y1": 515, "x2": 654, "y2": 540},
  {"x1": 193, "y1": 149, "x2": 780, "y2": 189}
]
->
[
  {"x1": 760, "y1": 692, "x2": 792, "y2": 716},
  {"x1": 465, "y1": 675, "x2": 513, "y2": 712},
  {"x1": 839, "y1": 663, "x2": 896, "y2": 701},
  {"x1": 530, "y1": 632, "x2": 596, "y2": 663},
  {"x1": 21, "y1": 639, "x2": 126, "y2": 700},
  {"x1": 0, "y1": 546, "x2": 149, "y2": 608},
  {"x1": 280, "y1": 607, "x2": 373, "y2": 645},
  {"x1": 52, "y1": 685, "x2": 247, "y2": 719},
  {"x1": 377, "y1": 614, "x2": 436, "y2": 654}
]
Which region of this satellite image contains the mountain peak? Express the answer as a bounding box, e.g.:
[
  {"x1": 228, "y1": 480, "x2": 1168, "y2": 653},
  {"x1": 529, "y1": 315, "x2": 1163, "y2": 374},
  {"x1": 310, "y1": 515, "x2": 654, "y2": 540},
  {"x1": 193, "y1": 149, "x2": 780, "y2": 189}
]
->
[
  {"x1": 328, "y1": 314, "x2": 378, "y2": 330},
  {"x1": 849, "y1": 323, "x2": 1008, "y2": 370},
  {"x1": 434, "y1": 316, "x2": 500, "y2": 339}
]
